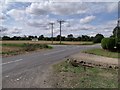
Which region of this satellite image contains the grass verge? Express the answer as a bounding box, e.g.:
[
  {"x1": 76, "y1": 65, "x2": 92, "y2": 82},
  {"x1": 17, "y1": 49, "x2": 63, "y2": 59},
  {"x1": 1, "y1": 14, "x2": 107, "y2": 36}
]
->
[
  {"x1": 83, "y1": 48, "x2": 119, "y2": 58},
  {"x1": 52, "y1": 61, "x2": 118, "y2": 88},
  {"x1": 1, "y1": 43, "x2": 52, "y2": 57}
]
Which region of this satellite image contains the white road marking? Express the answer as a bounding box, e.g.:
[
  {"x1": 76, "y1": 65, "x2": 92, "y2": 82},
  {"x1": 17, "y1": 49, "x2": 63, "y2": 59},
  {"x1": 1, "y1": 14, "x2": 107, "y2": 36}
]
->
[
  {"x1": 44, "y1": 50, "x2": 65, "y2": 55},
  {"x1": 1, "y1": 59, "x2": 23, "y2": 65}
]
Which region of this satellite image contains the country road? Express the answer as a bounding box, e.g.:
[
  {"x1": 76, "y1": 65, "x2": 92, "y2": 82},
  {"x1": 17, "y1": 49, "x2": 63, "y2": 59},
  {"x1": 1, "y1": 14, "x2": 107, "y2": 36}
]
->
[{"x1": 2, "y1": 44, "x2": 100, "y2": 88}]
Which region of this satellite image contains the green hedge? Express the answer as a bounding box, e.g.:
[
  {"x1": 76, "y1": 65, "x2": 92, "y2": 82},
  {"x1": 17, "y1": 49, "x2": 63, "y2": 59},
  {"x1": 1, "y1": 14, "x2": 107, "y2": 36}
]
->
[{"x1": 101, "y1": 38, "x2": 115, "y2": 51}]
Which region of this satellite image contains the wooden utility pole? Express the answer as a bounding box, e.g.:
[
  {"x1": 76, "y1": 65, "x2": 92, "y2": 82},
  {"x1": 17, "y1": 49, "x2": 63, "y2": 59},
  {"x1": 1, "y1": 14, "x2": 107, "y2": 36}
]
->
[
  {"x1": 49, "y1": 22, "x2": 54, "y2": 44},
  {"x1": 57, "y1": 20, "x2": 65, "y2": 44}
]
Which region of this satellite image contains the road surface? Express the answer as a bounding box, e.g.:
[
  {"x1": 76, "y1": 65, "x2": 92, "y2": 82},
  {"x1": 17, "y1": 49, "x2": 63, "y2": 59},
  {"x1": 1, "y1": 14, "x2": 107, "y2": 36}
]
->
[{"x1": 2, "y1": 44, "x2": 100, "y2": 88}]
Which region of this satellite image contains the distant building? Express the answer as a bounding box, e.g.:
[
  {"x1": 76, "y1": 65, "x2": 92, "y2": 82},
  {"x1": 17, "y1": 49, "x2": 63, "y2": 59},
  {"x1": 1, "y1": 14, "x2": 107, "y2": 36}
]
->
[{"x1": 32, "y1": 38, "x2": 38, "y2": 41}]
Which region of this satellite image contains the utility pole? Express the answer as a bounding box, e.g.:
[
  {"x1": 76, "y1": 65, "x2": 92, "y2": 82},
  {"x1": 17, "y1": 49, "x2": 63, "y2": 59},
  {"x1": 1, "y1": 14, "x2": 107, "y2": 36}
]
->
[
  {"x1": 57, "y1": 20, "x2": 65, "y2": 44},
  {"x1": 116, "y1": 2, "x2": 120, "y2": 45},
  {"x1": 49, "y1": 22, "x2": 54, "y2": 44}
]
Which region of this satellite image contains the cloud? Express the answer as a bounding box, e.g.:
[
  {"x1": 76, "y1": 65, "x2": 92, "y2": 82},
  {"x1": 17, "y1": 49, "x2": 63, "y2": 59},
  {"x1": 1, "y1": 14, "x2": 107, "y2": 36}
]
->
[
  {"x1": 0, "y1": 26, "x2": 8, "y2": 32},
  {"x1": 26, "y1": 2, "x2": 49, "y2": 15},
  {"x1": 0, "y1": 13, "x2": 6, "y2": 20},
  {"x1": 7, "y1": 9, "x2": 25, "y2": 21},
  {"x1": 106, "y1": 3, "x2": 118, "y2": 13},
  {"x1": 0, "y1": 26, "x2": 22, "y2": 36},
  {"x1": 80, "y1": 15, "x2": 96, "y2": 24},
  {"x1": 26, "y1": 2, "x2": 88, "y2": 15},
  {"x1": 10, "y1": 27, "x2": 22, "y2": 34},
  {"x1": 27, "y1": 21, "x2": 48, "y2": 28}
]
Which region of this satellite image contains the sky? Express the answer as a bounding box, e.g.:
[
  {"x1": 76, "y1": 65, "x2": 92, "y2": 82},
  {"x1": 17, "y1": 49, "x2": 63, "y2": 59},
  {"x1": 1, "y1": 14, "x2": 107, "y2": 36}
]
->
[{"x1": 0, "y1": 0, "x2": 119, "y2": 37}]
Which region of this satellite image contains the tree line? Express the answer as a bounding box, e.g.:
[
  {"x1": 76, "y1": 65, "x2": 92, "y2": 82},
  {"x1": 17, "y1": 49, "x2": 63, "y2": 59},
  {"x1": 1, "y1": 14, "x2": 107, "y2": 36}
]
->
[{"x1": 1, "y1": 34, "x2": 104, "y2": 43}]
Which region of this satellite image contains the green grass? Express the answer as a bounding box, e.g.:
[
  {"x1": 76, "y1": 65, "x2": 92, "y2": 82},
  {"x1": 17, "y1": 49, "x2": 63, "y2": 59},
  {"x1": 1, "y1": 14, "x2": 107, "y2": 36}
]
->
[
  {"x1": 83, "y1": 48, "x2": 119, "y2": 58},
  {"x1": 53, "y1": 61, "x2": 118, "y2": 88},
  {"x1": 2, "y1": 43, "x2": 25, "y2": 47}
]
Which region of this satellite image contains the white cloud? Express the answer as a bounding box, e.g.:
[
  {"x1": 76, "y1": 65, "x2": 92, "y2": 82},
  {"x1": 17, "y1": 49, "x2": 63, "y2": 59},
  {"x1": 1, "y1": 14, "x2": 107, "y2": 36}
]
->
[
  {"x1": 0, "y1": 26, "x2": 22, "y2": 36},
  {"x1": 0, "y1": 13, "x2": 6, "y2": 20},
  {"x1": 26, "y1": 2, "x2": 88, "y2": 15},
  {"x1": 107, "y1": 3, "x2": 118, "y2": 13},
  {"x1": 26, "y1": 2, "x2": 49, "y2": 15},
  {"x1": 80, "y1": 15, "x2": 96, "y2": 24},
  {"x1": 7, "y1": 9, "x2": 25, "y2": 21}
]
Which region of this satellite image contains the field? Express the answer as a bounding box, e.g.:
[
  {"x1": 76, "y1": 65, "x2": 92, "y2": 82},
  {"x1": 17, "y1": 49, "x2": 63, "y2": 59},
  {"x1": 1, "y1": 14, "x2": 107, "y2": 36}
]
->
[
  {"x1": 83, "y1": 48, "x2": 119, "y2": 58},
  {"x1": 51, "y1": 61, "x2": 118, "y2": 88},
  {"x1": 2, "y1": 40, "x2": 93, "y2": 45}
]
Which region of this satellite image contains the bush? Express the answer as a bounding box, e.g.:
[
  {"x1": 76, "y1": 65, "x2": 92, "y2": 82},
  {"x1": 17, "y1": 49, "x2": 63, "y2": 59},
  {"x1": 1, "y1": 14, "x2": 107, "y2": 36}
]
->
[
  {"x1": 101, "y1": 38, "x2": 115, "y2": 51},
  {"x1": 107, "y1": 38, "x2": 115, "y2": 50},
  {"x1": 101, "y1": 38, "x2": 109, "y2": 49},
  {"x1": 23, "y1": 43, "x2": 49, "y2": 51}
]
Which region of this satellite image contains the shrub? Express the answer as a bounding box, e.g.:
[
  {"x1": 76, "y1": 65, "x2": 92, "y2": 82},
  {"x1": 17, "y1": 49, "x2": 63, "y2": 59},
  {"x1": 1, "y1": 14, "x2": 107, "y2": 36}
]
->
[
  {"x1": 101, "y1": 38, "x2": 108, "y2": 49},
  {"x1": 23, "y1": 43, "x2": 50, "y2": 51},
  {"x1": 101, "y1": 38, "x2": 115, "y2": 51},
  {"x1": 106, "y1": 38, "x2": 115, "y2": 50}
]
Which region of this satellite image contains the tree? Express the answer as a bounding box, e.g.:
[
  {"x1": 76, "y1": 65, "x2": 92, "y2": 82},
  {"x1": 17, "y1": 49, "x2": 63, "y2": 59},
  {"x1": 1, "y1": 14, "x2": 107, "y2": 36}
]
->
[
  {"x1": 56, "y1": 35, "x2": 60, "y2": 41},
  {"x1": 38, "y1": 35, "x2": 44, "y2": 40},
  {"x1": 81, "y1": 35, "x2": 91, "y2": 41},
  {"x1": 76, "y1": 36, "x2": 81, "y2": 41},
  {"x1": 113, "y1": 26, "x2": 120, "y2": 42},
  {"x1": 2, "y1": 36, "x2": 11, "y2": 40},
  {"x1": 93, "y1": 34, "x2": 104, "y2": 43},
  {"x1": 28, "y1": 36, "x2": 34, "y2": 40},
  {"x1": 67, "y1": 34, "x2": 74, "y2": 41}
]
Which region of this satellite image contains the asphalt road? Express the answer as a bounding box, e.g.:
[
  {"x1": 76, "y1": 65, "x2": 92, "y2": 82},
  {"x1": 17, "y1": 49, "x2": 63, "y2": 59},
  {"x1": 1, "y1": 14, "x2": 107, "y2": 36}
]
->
[{"x1": 2, "y1": 44, "x2": 100, "y2": 88}]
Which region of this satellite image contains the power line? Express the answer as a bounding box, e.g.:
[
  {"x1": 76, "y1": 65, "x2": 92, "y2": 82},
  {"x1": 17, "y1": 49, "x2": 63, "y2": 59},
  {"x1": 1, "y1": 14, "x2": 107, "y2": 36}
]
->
[
  {"x1": 57, "y1": 20, "x2": 65, "y2": 44},
  {"x1": 49, "y1": 22, "x2": 55, "y2": 44}
]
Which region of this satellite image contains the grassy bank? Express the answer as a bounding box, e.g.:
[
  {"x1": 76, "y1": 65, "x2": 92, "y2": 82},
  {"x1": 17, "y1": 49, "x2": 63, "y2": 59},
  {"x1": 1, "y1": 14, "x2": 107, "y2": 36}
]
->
[
  {"x1": 83, "y1": 48, "x2": 119, "y2": 58},
  {"x1": 1, "y1": 43, "x2": 52, "y2": 57},
  {"x1": 52, "y1": 61, "x2": 118, "y2": 88}
]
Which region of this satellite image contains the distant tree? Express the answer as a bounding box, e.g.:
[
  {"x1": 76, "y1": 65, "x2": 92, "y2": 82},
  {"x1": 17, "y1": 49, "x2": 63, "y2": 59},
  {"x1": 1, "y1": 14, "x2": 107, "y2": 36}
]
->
[
  {"x1": 56, "y1": 35, "x2": 60, "y2": 41},
  {"x1": 38, "y1": 35, "x2": 44, "y2": 40},
  {"x1": 35, "y1": 36, "x2": 37, "y2": 38},
  {"x1": 61, "y1": 36, "x2": 65, "y2": 41},
  {"x1": 93, "y1": 34, "x2": 104, "y2": 43},
  {"x1": 28, "y1": 36, "x2": 34, "y2": 40},
  {"x1": 11, "y1": 36, "x2": 21, "y2": 40},
  {"x1": 2, "y1": 36, "x2": 11, "y2": 40},
  {"x1": 77, "y1": 36, "x2": 82, "y2": 41},
  {"x1": 67, "y1": 34, "x2": 74, "y2": 41},
  {"x1": 81, "y1": 35, "x2": 91, "y2": 41}
]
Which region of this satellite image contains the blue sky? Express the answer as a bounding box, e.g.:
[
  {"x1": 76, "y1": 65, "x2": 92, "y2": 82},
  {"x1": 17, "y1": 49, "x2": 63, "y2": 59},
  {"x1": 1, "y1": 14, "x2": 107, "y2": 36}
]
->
[{"x1": 0, "y1": 1, "x2": 119, "y2": 37}]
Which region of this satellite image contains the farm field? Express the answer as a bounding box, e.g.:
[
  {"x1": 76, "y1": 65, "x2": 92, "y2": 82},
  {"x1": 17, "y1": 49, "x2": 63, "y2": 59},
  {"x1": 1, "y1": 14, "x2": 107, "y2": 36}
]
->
[{"x1": 1, "y1": 40, "x2": 93, "y2": 45}]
